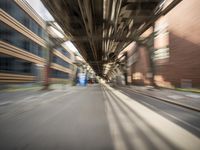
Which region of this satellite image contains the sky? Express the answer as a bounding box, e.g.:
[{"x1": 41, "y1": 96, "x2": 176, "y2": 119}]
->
[
  {"x1": 25, "y1": 0, "x2": 80, "y2": 54},
  {"x1": 26, "y1": 0, "x2": 54, "y2": 21}
]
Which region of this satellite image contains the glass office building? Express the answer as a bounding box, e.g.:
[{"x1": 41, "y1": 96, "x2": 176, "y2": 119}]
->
[
  {"x1": 50, "y1": 45, "x2": 74, "y2": 83},
  {"x1": 0, "y1": 0, "x2": 74, "y2": 84}
]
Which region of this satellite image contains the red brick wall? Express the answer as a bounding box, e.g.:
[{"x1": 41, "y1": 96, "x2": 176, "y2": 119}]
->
[
  {"x1": 154, "y1": 0, "x2": 200, "y2": 88},
  {"x1": 131, "y1": 46, "x2": 151, "y2": 85},
  {"x1": 129, "y1": 0, "x2": 200, "y2": 88}
]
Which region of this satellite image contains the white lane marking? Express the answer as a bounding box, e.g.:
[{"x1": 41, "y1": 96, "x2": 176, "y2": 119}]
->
[
  {"x1": 16, "y1": 90, "x2": 62, "y2": 103},
  {"x1": 0, "y1": 101, "x2": 12, "y2": 106},
  {"x1": 23, "y1": 96, "x2": 36, "y2": 100},
  {"x1": 40, "y1": 89, "x2": 80, "y2": 105},
  {"x1": 103, "y1": 84, "x2": 200, "y2": 150},
  {"x1": 39, "y1": 91, "x2": 51, "y2": 97},
  {"x1": 167, "y1": 95, "x2": 184, "y2": 99},
  {"x1": 17, "y1": 96, "x2": 38, "y2": 103},
  {"x1": 11, "y1": 89, "x2": 77, "y2": 105},
  {"x1": 0, "y1": 90, "x2": 76, "y2": 118},
  {"x1": 185, "y1": 94, "x2": 200, "y2": 98}
]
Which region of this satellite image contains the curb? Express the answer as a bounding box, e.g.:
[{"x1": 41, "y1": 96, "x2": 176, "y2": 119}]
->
[{"x1": 124, "y1": 87, "x2": 200, "y2": 112}]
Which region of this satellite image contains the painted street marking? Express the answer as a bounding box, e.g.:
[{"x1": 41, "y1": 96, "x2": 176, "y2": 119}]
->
[
  {"x1": 0, "y1": 101, "x2": 12, "y2": 106},
  {"x1": 39, "y1": 91, "x2": 52, "y2": 97},
  {"x1": 185, "y1": 94, "x2": 200, "y2": 98},
  {"x1": 167, "y1": 95, "x2": 184, "y2": 99}
]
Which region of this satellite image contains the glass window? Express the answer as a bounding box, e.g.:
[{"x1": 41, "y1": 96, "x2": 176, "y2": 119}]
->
[
  {"x1": 51, "y1": 69, "x2": 69, "y2": 79},
  {"x1": 0, "y1": 0, "x2": 45, "y2": 38},
  {"x1": 0, "y1": 56, "x2": 33, "y2": 75},
  {"x1": 52, "y1": 54, "x2": 71, "y2": 69},
  {"x1": 0, "y1": 22, "x2": 45, "y2": 58},
  {"x1": 56, "y1": 47, "x2": 71, "y2": 59}
]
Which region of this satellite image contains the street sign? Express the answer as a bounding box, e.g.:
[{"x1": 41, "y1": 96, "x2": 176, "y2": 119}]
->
[{"x1": 78, "y1": 73, "x2": 87, "y2": 86}]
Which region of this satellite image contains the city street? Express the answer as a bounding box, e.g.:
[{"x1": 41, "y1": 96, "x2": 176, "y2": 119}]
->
[
  {"x1": 0, "y1": 84, "x2": 200, "y2": 150},
  {"x1": 1, "y1": 0, "x2": 200, "y2": 149},
  {"x1": 117, "y1": 87, "x2": 200, "y2": 138}
]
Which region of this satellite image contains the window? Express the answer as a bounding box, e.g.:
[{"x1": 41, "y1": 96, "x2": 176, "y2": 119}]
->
[
  {"x1": 0, "y1": 56, "x2": 33, "y2": 75},
  {"x1": 52, "y1": 55, "x2": 71, "y2": 69},
  {"x1": 51, "y1": 69, "x2": 69, "y2": 79},
  {"x1": 0, "y1": 22, "x2": 45, "y2": 58},
  {"x1": 56, "y1": 47, "x2": 71, "y2": 59},
  {"x1": 23, "y1": 41, "x2": 30, "y2": 52},
  {"x1": 0, "y1": 0, "x2": 45, "y2": 38}
]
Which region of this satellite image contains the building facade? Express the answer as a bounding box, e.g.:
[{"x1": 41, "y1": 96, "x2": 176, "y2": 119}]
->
[
  {"x1": 50, "y1": 45, "x2": 74, "y2": 84},
  {"x1": 0, "y1": 0, "x2": 46, "y2": 84},
  {"x1": 0, "y1": 0, "x2": 74, "y2": 85},
  {"x1": 127, "y1": 0, "x2": 200, "y2": 88}
]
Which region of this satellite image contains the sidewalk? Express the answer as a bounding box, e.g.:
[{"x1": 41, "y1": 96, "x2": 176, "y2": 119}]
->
[
  {"x1": 0, "y1": 83, "x2": 43, "y2": 93},
  {"x1": 128, "y1": 85, "x2": 200, "y2": 112},
  {"x1": 0, "y1": 83, "x2": 73, "y2": 93}
]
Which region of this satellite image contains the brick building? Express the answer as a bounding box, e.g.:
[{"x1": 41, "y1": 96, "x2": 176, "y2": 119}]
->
[{"x1": 127, "y1": 0, "x2": 200, "y2": 88}]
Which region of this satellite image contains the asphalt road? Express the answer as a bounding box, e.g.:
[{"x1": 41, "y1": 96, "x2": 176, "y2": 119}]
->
[
  {"x1": 0, "y1": 84, "x2": 199, "y2": 150},
  {"x1": 0, "y1": 85, "x2": 113, "y2": 150}
]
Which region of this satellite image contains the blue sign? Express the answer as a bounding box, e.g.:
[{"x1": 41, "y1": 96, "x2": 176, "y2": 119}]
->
[{"x1": 78, "y1": 73, "x2": 87, "y2": 86}]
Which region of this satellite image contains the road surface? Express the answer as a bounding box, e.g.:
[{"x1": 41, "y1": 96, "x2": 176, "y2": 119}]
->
[{"x1": 0, "y1": 84, "x2": 199, "y2": 150}]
